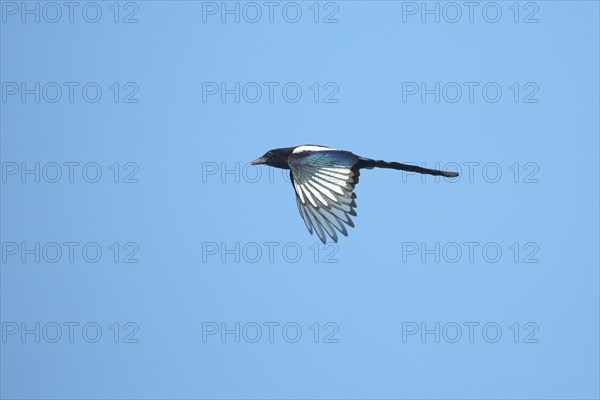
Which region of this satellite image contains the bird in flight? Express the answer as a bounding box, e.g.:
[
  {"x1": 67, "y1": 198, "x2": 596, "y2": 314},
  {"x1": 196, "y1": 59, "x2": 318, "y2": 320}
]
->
[{"x1": 252, "y1": 145, "x2": 459, "y2": 244}]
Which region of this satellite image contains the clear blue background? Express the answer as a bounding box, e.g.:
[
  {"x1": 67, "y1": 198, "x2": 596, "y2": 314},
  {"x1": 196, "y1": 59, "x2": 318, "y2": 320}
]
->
[{"x1": 1, "y1": 1, "x2": 599, "y2": 399}]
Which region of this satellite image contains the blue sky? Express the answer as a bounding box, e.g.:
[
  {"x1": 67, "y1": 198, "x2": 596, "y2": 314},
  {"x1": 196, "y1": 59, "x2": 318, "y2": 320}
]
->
[{"x1": 1, "y1": 1, "x2": 599, "y2": 399}]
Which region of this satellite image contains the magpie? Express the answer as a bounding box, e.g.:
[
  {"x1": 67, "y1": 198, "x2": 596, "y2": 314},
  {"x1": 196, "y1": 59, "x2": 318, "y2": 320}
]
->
[{"x1": 252, "y1": 145, "x2": 459, "y2": 244}]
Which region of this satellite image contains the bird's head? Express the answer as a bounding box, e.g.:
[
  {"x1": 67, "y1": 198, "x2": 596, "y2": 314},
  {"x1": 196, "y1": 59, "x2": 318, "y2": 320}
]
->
[{"x1": 251, "y1": 147, "x2": 295, "y2": 169}]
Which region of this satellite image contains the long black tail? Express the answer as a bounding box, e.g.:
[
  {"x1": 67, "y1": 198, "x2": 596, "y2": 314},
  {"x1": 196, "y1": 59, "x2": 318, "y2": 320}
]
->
[{"x1": 357, "y1": 158, "x2": 459, "y2": 178}]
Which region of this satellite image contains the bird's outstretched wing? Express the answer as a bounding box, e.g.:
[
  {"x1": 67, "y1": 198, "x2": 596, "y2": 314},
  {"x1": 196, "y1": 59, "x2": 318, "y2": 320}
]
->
[{"x1": 288, "y1": 150, "x2": 361, "y2": 244}]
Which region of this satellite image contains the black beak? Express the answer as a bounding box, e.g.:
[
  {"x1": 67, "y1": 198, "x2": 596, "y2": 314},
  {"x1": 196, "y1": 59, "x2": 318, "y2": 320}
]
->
[{"x1": 251, "y1": 157, "x2": 266, "y2": 165}]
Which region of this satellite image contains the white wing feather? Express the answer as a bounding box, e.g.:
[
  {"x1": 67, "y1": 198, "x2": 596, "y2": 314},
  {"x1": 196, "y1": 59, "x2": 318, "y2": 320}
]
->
[{"x1": 288, "y1": 150, "x2": 360, "y2": 243}]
